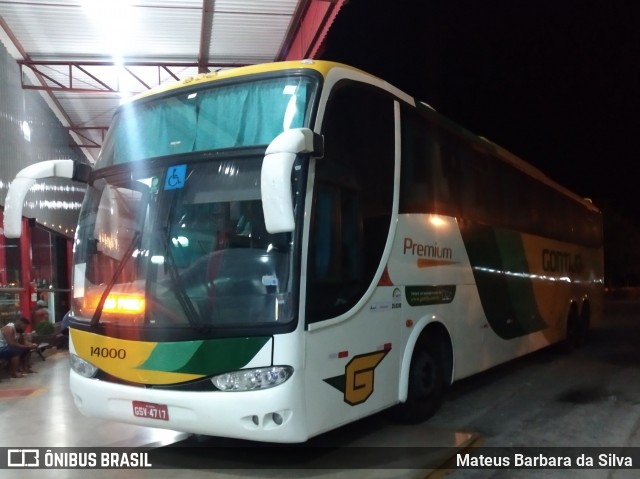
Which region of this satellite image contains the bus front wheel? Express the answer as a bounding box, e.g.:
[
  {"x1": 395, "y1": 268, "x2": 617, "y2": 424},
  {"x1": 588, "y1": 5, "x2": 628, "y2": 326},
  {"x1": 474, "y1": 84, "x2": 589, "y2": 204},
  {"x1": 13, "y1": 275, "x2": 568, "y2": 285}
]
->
[{"x1": 392, "y1": 336, "x2": 445, "y2": 424}]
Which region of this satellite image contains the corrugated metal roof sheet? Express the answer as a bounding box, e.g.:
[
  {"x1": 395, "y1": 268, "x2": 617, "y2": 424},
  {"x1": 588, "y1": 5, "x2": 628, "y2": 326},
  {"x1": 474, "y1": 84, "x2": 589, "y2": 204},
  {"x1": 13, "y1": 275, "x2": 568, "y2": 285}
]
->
[{"x1": 0, "y1": 0, "x2": 308, "y2": 162}]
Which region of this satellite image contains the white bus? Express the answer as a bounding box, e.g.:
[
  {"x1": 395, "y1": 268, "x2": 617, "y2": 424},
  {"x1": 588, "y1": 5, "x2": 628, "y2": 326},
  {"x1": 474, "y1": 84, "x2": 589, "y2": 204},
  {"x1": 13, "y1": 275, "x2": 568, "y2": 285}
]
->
[{"x1": 3, "y1": 60, "x2": 603, "y2": 443}]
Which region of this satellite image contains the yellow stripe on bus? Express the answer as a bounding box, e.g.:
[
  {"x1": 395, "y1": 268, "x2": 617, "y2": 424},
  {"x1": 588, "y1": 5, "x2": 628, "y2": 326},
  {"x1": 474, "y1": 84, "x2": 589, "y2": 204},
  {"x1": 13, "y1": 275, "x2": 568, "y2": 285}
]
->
[{"x1": 71, "y1": 329, "x2": 204, "y2": 384}]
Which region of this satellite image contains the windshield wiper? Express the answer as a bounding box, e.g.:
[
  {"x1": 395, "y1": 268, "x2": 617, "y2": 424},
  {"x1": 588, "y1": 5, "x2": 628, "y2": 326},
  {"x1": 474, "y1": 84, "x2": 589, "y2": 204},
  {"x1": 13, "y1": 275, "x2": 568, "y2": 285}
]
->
[
  {"x1": 162, "y1": 227, "x2": 204, "y2": 328},
  {"x1": 90, "y1": 231, "x2": 141, "y2": 327}
]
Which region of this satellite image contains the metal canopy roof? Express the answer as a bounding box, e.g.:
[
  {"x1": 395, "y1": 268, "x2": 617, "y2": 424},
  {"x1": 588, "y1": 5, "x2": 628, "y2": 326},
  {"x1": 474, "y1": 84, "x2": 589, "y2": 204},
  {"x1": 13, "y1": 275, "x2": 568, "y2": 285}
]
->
[{"x1": 0, "y1": 0, "x2": 346, "y2": 163}]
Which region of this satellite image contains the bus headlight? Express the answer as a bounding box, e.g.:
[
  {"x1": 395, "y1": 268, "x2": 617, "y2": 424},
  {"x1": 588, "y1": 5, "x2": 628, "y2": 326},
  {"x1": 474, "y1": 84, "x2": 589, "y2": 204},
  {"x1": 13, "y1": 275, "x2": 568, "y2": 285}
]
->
[
  {"x1": 212, "y1": 366, "x2": 293, "y2": 391},
  {"x1": 70, "y1": 353, "x2": 99, "y2": 378}
]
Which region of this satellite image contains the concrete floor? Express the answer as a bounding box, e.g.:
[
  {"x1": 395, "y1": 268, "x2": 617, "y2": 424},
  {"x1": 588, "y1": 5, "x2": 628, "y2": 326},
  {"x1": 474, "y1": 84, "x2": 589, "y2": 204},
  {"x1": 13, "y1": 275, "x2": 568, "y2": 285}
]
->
[{"x1": 0, "y1": 349, "x2": 475, "y2": 479}]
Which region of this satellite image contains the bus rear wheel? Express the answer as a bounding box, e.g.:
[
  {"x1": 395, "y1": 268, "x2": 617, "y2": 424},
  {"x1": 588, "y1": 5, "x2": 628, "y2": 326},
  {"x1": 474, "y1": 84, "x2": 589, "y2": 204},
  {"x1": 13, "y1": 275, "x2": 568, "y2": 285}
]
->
[
  {"x1": 392, "y1": 337, "x2": 445, "y2": 424},
  {"x1": 565, "y1": 303, "x2": 589, "y2": 350}
]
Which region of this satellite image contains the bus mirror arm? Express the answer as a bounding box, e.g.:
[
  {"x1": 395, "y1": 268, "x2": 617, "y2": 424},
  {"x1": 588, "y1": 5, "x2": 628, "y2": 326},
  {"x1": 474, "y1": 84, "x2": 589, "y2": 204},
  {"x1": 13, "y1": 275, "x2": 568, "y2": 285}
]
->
[
  {"x1": 261, "y1": 128, "x2": 323, "y2": 234},
  {"x1": 3, "y1": 159, "x2": 92, "y2": 239}
]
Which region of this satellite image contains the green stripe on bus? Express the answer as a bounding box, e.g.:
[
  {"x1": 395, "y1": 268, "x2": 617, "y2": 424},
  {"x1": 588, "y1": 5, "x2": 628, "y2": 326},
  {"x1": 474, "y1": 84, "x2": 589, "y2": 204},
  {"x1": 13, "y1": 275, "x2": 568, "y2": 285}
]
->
[
  {"x1": 494, "y1": 229, "x2": 547, "y2": 333},
  {"x1": 138, "y1": 336, "x2": 271, "y2": 376},
  {"x1": 461, "y1": 222, "x2": 546, "y2": 339}
]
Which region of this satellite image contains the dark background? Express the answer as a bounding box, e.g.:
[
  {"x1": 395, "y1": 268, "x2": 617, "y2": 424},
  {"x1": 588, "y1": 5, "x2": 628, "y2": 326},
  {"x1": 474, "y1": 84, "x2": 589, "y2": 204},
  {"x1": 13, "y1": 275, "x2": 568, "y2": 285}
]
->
[{"x1": 319, "y1": 0, "x2": 640, "y2": 285}]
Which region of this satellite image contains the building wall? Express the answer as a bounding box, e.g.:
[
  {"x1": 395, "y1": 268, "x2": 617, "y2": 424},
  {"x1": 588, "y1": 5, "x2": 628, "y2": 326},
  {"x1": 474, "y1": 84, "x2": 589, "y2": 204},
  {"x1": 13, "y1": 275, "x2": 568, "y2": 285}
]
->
[
  {"x1": 0, "y1": 41, "x2": 89, "y2": 321},
  {"x1": 0, "y1": 40, "x2": 88, "y2": 238}
]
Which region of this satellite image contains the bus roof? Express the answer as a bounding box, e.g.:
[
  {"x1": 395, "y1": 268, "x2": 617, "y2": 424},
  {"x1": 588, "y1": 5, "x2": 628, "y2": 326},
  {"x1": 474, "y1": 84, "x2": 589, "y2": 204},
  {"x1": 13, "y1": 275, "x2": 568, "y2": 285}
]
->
[{"x1": 129, "y1": 60, "x2": 355, "y2": 102}]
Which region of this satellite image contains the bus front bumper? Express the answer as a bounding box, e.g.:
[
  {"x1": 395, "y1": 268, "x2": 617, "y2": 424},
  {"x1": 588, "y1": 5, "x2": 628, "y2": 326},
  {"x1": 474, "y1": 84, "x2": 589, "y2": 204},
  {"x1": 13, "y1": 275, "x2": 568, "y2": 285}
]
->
[{"x1": 69, "y1": 369, "x2": 309, "y2": 443}]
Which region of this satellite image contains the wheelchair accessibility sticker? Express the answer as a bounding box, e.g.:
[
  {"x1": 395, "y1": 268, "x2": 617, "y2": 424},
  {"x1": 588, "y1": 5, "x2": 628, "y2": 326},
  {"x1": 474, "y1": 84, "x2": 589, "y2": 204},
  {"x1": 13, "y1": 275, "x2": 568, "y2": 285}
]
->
[{"x1": 165, "y1": 164, "x2": 186, "y2": 190}]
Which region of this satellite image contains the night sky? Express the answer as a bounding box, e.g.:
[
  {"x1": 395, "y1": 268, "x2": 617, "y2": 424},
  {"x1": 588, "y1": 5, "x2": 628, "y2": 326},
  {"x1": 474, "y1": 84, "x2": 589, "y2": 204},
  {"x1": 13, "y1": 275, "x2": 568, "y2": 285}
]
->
[{"x1": 320, "y1": 0, "x2": 640, "y2": 217}]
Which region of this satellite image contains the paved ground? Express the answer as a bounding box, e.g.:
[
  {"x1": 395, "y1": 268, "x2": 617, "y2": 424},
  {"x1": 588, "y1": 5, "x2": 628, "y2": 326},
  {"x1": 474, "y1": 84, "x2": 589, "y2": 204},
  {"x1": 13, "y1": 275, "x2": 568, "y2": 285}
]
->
[
  {"x1": 141, "y1": 299, "x2": 640, "y2": 477},
  {"x1": 4, "y1": 300, "x2": 639, "y2": 479},
  {"x1": 432, "y1": 300, "x2": 640, "y2": 478}
]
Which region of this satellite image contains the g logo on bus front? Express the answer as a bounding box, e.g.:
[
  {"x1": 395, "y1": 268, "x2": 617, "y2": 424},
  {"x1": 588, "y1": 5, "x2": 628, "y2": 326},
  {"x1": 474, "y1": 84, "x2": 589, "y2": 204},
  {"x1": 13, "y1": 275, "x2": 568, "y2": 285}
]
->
[{"x1": 324, "y1": 350, "x2": 390, "y2": 406}]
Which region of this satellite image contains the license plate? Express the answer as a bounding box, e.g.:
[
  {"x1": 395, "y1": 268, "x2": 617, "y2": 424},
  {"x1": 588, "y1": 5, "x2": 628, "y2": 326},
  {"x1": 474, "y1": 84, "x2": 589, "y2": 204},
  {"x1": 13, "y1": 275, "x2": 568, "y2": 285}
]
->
[{"x1": 132, "y1": 401, "x2": 169, "y2": 421}]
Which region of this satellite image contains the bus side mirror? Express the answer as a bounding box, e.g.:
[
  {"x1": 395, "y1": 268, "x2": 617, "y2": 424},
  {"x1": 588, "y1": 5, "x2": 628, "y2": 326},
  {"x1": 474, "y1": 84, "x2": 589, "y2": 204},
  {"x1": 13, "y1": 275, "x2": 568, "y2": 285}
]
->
[
  {"x1": 261, "y1": 128, "x2": 323, "y2": 234},
  {"x1": 3, "y1": 159, "x2": 91, "y2": 238}
]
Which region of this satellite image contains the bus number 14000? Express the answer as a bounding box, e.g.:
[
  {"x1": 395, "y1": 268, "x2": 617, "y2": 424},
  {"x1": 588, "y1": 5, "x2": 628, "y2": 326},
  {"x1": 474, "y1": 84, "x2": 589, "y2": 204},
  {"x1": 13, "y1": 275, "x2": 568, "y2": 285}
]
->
[{"x1": 90, "y1": 346, "x2": 126, "y2": 359}]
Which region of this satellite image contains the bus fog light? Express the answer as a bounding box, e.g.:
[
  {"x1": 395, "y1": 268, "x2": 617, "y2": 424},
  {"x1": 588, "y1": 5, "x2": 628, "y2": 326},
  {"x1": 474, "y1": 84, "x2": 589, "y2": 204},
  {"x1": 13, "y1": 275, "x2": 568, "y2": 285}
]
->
[
  {"x1": 272, "y1": 412, "x2": 283, "y2": 425},
  {"x1": 70, "y1": 353, "x2": 98, "y2": 378},
  {"x1": 212, "y1": 366, "x2": 293, "y2": 391}
]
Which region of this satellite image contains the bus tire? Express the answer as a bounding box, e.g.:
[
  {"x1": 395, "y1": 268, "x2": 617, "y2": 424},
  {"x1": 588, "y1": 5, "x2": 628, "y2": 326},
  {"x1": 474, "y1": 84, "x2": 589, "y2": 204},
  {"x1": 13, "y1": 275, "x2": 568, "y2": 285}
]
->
[
  {"x1": 391, "y1": 336, "x2": 445, "y2": 424},
  {"x1": 578, "y1": 301, "x2": 591, "y2": 345},
  {"x1": 564, "y1": 303, "x2": 588, "y2": 351}
]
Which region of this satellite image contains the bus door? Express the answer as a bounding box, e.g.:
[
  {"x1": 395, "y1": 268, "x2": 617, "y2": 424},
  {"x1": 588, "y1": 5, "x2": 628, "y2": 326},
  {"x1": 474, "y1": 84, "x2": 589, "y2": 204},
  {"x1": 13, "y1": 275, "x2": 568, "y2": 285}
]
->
[{"x1": 302, "y1": 81, "x2": 401, "y2": 436}]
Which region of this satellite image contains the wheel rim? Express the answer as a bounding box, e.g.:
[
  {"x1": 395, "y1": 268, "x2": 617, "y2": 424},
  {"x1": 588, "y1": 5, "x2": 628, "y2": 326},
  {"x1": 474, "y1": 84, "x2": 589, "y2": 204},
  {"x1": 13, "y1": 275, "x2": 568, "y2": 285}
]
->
[{"x1": 413, "y1": 353, "x2": 437, "y2": 399}]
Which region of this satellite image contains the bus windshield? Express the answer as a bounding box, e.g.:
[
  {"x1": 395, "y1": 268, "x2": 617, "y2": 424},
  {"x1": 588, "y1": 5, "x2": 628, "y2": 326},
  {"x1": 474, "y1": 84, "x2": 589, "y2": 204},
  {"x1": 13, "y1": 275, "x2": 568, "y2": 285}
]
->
[
  {"x1": 96, "y1": 74, "x2": 316, "y2": 167},
  {"x1": 71, "y1": 73, "x2": 318, "y2": 333},
  {"x1": 72, "y1": 157, "x2": 295, "y2": 331}
]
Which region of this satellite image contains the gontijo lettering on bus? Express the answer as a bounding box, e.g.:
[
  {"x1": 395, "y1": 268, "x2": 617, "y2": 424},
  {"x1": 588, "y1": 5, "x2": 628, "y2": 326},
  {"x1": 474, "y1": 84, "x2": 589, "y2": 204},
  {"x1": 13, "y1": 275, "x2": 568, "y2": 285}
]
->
[{"x1": 542, "y1": 249, "x2": 583, "y2": 274}]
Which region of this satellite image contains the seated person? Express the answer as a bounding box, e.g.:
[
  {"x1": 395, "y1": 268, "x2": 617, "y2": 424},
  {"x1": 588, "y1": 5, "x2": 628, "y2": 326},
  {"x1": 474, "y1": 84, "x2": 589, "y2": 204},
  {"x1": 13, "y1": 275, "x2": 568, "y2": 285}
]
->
[
  {"x1": 0, "y1": 317, "x2": 37, "y2": 378},
  {"x1": 61, "y1": 311, "x2": 69, "y2": 333},
  {"x1": 31, "y1": 300, "x2": 49, "y2": 329},
  {"x1": 56, "y1": 311, "x2": 71, "y2": 350},
  {"x1": 17, "y1": 328, "x2": 37, "y2": 374}
]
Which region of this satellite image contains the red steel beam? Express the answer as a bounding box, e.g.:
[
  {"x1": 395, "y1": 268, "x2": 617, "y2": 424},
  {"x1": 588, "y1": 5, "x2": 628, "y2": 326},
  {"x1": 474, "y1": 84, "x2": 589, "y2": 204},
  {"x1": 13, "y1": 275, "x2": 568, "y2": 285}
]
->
[
  {"x1": 66, "y1": 127, "x2": 107, "y2": 149},
  {"x1": 0, "y1": 18, "x2": 75, "y2": 129},
  {"x1": 17, "y1": 60, "x2": 249, "y2": 94},
  {"x1": 278, "y1": 0, "x2": 347, "y2": 61}
]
